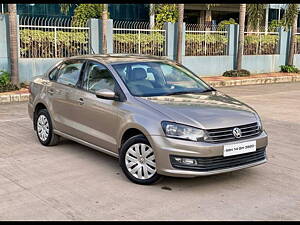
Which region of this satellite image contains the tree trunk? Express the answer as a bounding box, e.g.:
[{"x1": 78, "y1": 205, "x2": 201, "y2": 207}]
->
[
  {"x1": 149, "y1": 4, "x2": 155, "y2": 29},
  {"x1": 265, "y1": 5, "x2": 269, "y2": 34},
  {"x1": 176, "y1": 4, "x2": 184, "y2": 64},
  {"x1": 204, "y1": 10, "x2": 212, "y2": 31},
  {"x1": 7, "y1": 4, "x2": 19, "y2": 86},
  {"x1": 236, "y1": 4, "x2": 246, "y2": 70},
  {"x1": 288, "y1": 13, "x2": 298, "y2": 66},
  {"x1": 102, "y1": 4, "x2": 108, "y2": 54},
  {"x1": 205, "y1": 10, "x2": 212, "y2": 26}
]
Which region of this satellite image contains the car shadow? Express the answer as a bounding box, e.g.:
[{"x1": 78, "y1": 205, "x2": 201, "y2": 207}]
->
[{"x1": 57, "y1": 137, "x2": 259, "y2": 189}]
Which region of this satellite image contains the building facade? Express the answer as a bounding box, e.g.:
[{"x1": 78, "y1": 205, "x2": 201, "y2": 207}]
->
[
  {"x1": 1, "y1": 4, "x2": 150, "y2": 21},
  {"x1": 1, "y1": 4, "x2": 299, "y2": 27}
]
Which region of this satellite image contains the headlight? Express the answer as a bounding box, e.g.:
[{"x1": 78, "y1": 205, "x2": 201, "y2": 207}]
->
[
  {"x1": 161, "y1": 121, "x2": 207, "y2": 142},
  {"x1": 254, "y1": 113, "x2": 263, "y2": 131}
]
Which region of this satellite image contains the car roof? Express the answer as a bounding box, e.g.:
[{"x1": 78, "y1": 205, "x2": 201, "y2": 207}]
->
[{"x1": 65, "y1": 54, "x2": 173, "y2": 65}]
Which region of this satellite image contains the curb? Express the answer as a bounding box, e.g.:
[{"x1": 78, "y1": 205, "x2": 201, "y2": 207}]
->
[
  {"x1": 0, "y1": 93, "x2": 30, "y2": 104},
  {"x1": 202, "y1": 74, "x2": 300, "y2": 88},
  {"x1": 1, "y1": 74, "x2": 300, "y2": 103}
]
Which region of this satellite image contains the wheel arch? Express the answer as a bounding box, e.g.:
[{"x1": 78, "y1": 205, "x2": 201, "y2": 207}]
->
[{"x1": 118, "y1": 124, "x2": 153, "y2": 152}]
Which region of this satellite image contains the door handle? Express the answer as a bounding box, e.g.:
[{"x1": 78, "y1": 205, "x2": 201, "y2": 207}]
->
[
  {"x1": 47, "y1": 89, "x2": 54, "y2": 95},
  {"x1": 78, "y1": 98, "x2": 84, "y2": 105}
]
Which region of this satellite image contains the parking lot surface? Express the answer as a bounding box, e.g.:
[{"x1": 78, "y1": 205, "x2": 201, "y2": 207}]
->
[{"x1": 0, "y1": 82, "x2": 299, "y2": 221}]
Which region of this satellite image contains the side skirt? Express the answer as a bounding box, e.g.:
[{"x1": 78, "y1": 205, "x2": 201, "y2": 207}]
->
[{"x1": 54, "y1": 130, "x2": 119, "y2": 158}]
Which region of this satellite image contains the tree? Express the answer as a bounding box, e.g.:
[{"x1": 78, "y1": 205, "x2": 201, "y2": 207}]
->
[
  {"x1": 149, "y1": 4, "x2": 155, "y2": 29},
  {"x1": 204, "y1": 4, "x2": 219, "y2": 25},
  {"x1": 59, "y1": 4, "x2": 73, "y2": 15},
  {"x1": 284, "y1": 4, "x2": 299, "y2": 66},
  {"x1": 71, "y1": 4, "x2": 104, "y2": 26},
  {"x1": 246, "y1": 4, "x2": 266, "y2": 32},
  {"x1": 177, "y1": 4, "x2": 184, "y2": 64},
  {"x1": 7, "y1": 4, "x2": 19, "y2": 85},
  {"x1": 236, "y1": 4, "x2": 246, "y2": 70},
  {"x1": 154, "y1": 4, "x2": 178, "y2": 29}
]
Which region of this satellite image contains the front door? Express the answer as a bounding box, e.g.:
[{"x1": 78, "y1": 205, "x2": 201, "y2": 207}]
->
[{"x1": 71, "y1": 61, "x2": 121, "y2": 153}]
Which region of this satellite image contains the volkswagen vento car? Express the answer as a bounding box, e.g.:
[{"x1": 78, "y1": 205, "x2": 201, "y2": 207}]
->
[{"x1": 28, "y1": 54, "x2": 268, "y2": 185}]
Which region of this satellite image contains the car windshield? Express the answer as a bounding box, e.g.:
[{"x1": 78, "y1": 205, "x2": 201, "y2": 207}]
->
[{"x1": 112, "y1": 61, "x2": 213, "y2": 97}]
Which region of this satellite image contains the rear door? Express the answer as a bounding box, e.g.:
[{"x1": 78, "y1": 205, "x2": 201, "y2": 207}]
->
[{"x1": 48, "y1": 59, "x2": 86, "y2": 135}]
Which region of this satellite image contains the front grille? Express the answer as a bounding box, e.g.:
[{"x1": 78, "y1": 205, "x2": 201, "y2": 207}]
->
[
  {"x1": 170, "y1": 148, "x2": 266, "y2": 172},
  {"x1": 205, "y1": 122, "x2": 261, "y2": 143}
]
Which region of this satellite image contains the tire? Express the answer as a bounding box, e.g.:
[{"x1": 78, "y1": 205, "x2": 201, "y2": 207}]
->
[
  {"x1": 119, "y1": 134, "x2": 162, "y2": 185},
  {"x1": 35, "y1": 109, "x2": 60, "y2": 146}
]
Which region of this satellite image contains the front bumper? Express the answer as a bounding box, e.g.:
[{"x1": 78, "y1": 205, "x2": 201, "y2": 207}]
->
[{"x1": 148, "y1": 131, "x2": 268, "y2": 178}]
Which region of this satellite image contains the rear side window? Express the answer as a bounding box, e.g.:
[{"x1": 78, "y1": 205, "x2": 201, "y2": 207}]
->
[{"x1": 56, "y1": 62, "x2": 83, "y2": 87}]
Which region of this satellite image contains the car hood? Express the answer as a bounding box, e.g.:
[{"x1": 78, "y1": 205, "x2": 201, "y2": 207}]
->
[{"x1": 136, "y1": 91, "x2": 258, "y2": 129}]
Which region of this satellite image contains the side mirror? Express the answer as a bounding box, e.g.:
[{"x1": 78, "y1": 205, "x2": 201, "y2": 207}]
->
[{"x1": 95, "y1": 89, "x2": 117, "y2": 100}]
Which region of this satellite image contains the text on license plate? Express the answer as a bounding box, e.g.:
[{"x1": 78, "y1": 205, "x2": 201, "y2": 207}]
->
[{"x1": 223, "y1": 141, "x2": 256, "y2": 157}]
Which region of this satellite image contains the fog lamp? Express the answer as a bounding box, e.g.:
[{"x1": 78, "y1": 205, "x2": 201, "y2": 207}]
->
[{"x1": 172, "y1": 156, "x2": 197, "y2": 166}]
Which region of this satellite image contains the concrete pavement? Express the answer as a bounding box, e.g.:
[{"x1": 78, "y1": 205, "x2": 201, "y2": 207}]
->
[{"x1": 0, "y1": 82, "x2": 299, "y2": 220}]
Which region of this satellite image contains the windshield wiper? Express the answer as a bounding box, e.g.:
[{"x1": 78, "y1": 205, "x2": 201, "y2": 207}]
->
[
  {"x1": 201, "y1": 89, "x2": 215, "y2": 93},
  {"x1": 164, "y1": 90, "x2": 213, "y2": 96}
]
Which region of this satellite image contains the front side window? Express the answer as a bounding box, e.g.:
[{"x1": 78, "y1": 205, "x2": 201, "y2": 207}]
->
[
  {"x1": 56, "y1": 62, "x2": 83, "y2": 87},
  {"x1": 83, "y1": 62, "x2": 115, "y2": 93},
  {"x1": 112, "y1": 62, "x2": 213, "y2": 97}
]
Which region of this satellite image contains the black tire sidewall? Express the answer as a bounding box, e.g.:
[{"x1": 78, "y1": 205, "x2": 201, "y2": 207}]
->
[
  {"x1": 35, "y1": 109, "x2": 54, "y2": 146},
  {"x1": 119, "y1": 134, "x2": 161, "y2": 185}
]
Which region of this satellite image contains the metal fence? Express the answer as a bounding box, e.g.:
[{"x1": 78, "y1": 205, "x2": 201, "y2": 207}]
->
[
  {"x1": 244, "y1": 31, "x2": 279, "y2": 55},
  {"x1": 185, "y1": 24, "x2": 229, "y2": 56},
  {"x1": 113, "y1": 21, "x2": 167, "y2": 56},
  {"x1": 19, "y1": 16, "x2": 90, "y2": 58}
]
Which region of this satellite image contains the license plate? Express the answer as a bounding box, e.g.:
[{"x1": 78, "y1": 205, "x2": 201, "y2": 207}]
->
[{"x1": 224, "y1": 141, "x2": 256, "y2": 157}]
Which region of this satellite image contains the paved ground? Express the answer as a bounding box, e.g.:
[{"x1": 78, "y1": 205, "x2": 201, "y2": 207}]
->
[{"x1": 0, "y1": 82, "x2": 299, "y2": 221}]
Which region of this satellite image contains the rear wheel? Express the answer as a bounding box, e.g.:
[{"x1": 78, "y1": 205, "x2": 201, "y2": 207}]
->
[
  {"x1": 119, "y1": 134, "x2": 162, "y2": 185},
  {"x1": 35, "y1": 109, "x2": 60, "y2": 146}
]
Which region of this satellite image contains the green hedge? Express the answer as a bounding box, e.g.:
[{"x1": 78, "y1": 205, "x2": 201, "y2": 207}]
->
[
  {"x1": 0, "y1": 71, "x2": 19, "y2": 93},
  {"x1": 223, "y1": 69, "x2": 250, "y2": 77},
  {"x1": 20, "y1": 29, "x2": 89, "y2": 58},
  {"x1": 185, "y1": 33, "x2": 228, "y2": 56},
  {"x1": 113, "y1": 32, "x2": 166, "y2": 55},
  {"x1": 20, "y1": 29, "x2": 281, "y2": 58},
  {"x1": 244, "y1": 34, "x2": 279, "y2": 55}
]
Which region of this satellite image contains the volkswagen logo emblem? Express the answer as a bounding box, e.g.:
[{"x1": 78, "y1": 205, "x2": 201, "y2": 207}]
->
[{"x1": 233, "y1": 127, "x2": 242, "y2": 138}]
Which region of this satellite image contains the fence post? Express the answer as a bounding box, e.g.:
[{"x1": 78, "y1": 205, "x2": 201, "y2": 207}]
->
[
  {"x1": 278, "y1": 27, "x2": 289, "y2": 66},
  {"x1": 164, "y1": 22, "x2": 175, "y2": 60},
  {"x1": 164, "y1": 22, "x2": 186, "y2": 61},
  {"x1": 138, "y1": 29, "x2": 141, "y2": 54},
  {"x1": 98, "y1": 19, "x2": 114, "y2": 54},
  {"x1": 174, "y1": 22, "x2": 186, "y2": 59},
  {"x1": 88, "y1": 18, "x2": 101, "y2": 54},
  {"x1": 105, "y1": 19, "x2": 113, "y2": 54},
  {"x1": 0, "y1": 14, "x2": 9, "y2": 72},
  {"x1": 226, "y1": 24, "x2": 239, "y2": 70}
]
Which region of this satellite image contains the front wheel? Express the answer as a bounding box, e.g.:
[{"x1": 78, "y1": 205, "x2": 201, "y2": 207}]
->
[{"x1": 119, "y1": 135, "x2": 162, "y2": 185}]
